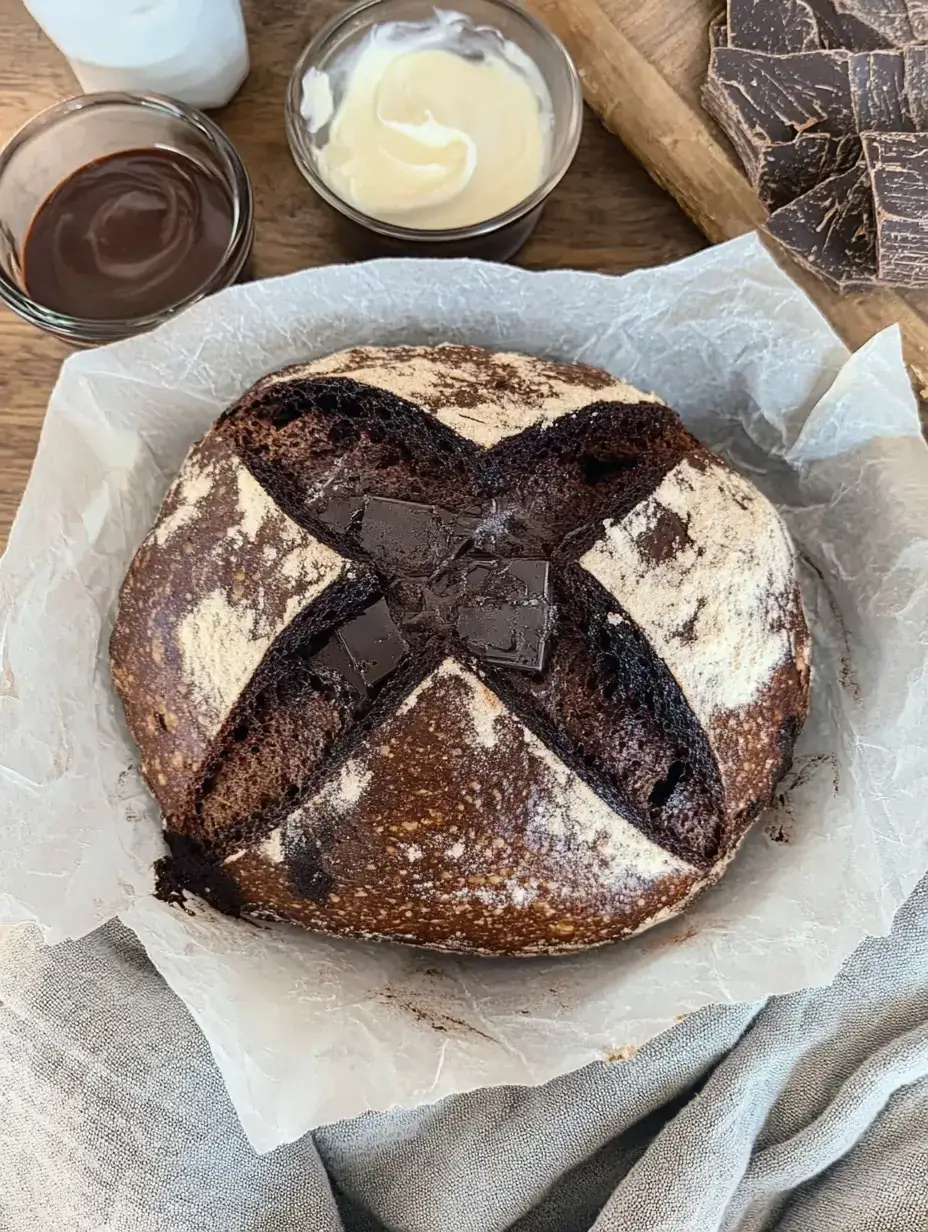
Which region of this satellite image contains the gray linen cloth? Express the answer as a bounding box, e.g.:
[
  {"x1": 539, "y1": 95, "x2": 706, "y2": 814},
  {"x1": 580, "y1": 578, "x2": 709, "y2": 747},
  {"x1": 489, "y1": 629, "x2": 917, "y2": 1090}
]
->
[{"x1": 3, "y1": 874, "x2": 927, "y2": 1232}]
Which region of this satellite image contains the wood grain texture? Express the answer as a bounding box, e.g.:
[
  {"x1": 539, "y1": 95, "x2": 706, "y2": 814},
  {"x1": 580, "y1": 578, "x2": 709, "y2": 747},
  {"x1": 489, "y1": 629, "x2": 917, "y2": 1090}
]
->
[
  {"x1": 0, "y1": 0, "x2": 704, "y2": 550},
  {"x1": 524, "y1": 0, "x2": 928, "y2": 391}
]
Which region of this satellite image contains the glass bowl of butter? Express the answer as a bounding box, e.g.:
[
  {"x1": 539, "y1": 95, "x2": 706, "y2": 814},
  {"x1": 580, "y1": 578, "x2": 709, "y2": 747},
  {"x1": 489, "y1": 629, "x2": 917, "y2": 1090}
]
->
[{"x1": 285, "y1": 0, "x2": 582, "y2": 260}]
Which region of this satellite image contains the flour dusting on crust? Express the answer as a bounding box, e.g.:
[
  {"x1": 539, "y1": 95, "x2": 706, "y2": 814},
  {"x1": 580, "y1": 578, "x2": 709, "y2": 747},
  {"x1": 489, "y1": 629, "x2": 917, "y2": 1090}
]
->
[
  {"x1": 516, "y1": 720, "x2": 694, "y2": 880},
  {"x1": 273, "y1": 659, "x2": 693, "y2": 891},
  {"x1": 152, "y1": 453, "x2": 217, "y2": 547},
  {"x1": 579, "y1": 453, "x2": 801, "y2": 805},
  {"x1": 259, "y1": 345, "x2": 663, "y2": 447},
  {"x1": 165, "y1": 446, "x2": 345, "y2": 729},
  {"x1": 396, "y1": 659, "x2": 504, "y2": 749},
  {"x1": 580, "y1": 455, "x2": 797, "y2": 719}
]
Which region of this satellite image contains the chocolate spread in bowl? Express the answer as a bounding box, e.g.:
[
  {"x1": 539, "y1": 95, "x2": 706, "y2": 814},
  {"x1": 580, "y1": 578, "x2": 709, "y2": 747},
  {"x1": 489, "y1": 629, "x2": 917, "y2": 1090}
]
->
[{"x1": 22, "y1": 147, "x2": 234, "y2": 320}]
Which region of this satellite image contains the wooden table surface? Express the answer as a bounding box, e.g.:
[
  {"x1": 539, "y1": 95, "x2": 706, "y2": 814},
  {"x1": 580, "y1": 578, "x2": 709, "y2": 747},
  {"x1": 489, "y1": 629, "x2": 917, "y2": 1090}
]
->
[{"x1": 0, "y1": 0, "x2": 704, "y2": 549}]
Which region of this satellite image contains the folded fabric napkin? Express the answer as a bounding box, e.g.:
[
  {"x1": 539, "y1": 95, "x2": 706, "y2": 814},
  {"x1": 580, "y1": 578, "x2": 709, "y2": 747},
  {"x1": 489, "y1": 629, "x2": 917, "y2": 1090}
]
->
[{"x1": 2, "y1": 872, "x2": 926, "y2": 1231}]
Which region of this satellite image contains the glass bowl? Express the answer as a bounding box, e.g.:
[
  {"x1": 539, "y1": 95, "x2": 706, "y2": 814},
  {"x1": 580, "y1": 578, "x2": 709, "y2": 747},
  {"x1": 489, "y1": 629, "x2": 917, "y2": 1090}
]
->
[
  {"x1": 285, "y1": 0, "x2": 582, "y2": 261},
  {"x1": 0, "y1": 92, "x2": 254, "y2": 345}
]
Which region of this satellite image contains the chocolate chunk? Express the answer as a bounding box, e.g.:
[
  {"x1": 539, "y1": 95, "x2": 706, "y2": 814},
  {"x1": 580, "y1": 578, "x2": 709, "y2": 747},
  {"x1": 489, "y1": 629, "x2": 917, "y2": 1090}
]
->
[
  {"x1": 444, "y1": 510, "x2": 481, "y2": 557},
  {"x1": 458, "y1": 558, "x2": 550, "y2": 600},
  {"x1": 727, "y1": 0, "x2": 822, "y2": 53},
  {"x1": 903, "y1": 46, "x2": 928, "y2": 128},
  {"x1": 456, "y1": 559, "x2": 552, "y2": 673},
  {"x1": 706, "y1": 49, "x2": 854, "y2": 153},
  {"x1": 725, "y1": 0, "x2": 927, "y2": 52},
  {"x1": 314, "y1": 492, "x2": 364, "y2": 534},
  {"x1": 457, "y1": 560, "x2": 495, "y2": 595},
  {"x1": 312, "y1": 635, "x2": 368, "y2": 696},
  {"x1": 456, "y1": 602, "x2": 551, "y2": 673},
  {"x1": 828, "y1": 0, "x2": 920, "y2": 48},
  {"x1": 756, "y1": 132, "x2": 861, "y2": 208},
  {"x1": 850, "y1": 51, "x2": 911, "y2": 131},
  {"x1": 862, "y1": 131, "x2": 928, "y2": 284},
  {"x1": 706, "y1": 0, "x2": 928, "y2": 294},
  {"x1": 337, "y1": 493, "x2": 557, "y2": 673},
  {"x1": 499, "y1": 559, "x2": 551, "y2": 598},
  {"x1": 335, "y1": 598, "x2": 408, "y2": 688},
  {"x1": 703, "y1": 48, "x2": 858, "y2": 196},
  {"x1": 908, "y1": 0, "x2": 928, "y2": 41},
  {"x1": 424, "y1": 556, "x2": 550, "y2": 607},
  {"x1": 358, "y1": 497, "x2": 456, "y2": 575},
  {"x1": 765, "y1": 159, "x2": 878, "y2": 289},
  {"x1": 805, "y1": 0, "x2": 898, "y2": 50}
]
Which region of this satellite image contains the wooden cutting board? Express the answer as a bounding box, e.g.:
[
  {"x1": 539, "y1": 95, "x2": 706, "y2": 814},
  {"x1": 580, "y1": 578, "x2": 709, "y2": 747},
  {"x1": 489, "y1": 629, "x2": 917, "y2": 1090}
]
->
[{"x1": 525, "y1": 0, "x2": 928, "y2": 395}]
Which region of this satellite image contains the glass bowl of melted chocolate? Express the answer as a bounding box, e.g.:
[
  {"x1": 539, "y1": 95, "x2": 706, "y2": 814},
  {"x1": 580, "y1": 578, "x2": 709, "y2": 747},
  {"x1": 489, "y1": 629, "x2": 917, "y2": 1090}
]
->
[{"x1": 0, "y1": 92, "x2": 254, "y2": 344}]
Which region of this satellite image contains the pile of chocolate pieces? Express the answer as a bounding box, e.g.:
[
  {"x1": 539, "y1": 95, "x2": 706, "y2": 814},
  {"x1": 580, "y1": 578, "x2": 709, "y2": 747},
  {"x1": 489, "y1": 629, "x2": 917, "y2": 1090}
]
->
[
  {"x1": 311, "y1": 494, "x2": 554, "y2": 697},
  {"x1": 704, "y1": 0, "x2": 928, "y2": 289}
]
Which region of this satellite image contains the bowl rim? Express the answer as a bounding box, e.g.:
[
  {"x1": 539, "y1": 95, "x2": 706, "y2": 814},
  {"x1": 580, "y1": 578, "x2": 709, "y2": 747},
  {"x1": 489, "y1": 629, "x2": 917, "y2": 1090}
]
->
[
  {"x1": 285, "y1": 0, "x2": 584, "y2": 243},
  {"x1": 0, "y1": 91, "x2": 255, "y2": 344}
]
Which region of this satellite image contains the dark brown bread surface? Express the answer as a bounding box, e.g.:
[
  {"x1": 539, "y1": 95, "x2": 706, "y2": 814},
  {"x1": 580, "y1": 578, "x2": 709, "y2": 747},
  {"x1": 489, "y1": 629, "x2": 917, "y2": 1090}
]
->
[
  {"x1": 110, "y1": 426, "x2": 374, "y2": 831},
  {"x1": 212, "y1": 661, "x2": 708, "y2": 955},
  {"x1": 111, "y1": 345, "x2": 811, "y2": 956}
]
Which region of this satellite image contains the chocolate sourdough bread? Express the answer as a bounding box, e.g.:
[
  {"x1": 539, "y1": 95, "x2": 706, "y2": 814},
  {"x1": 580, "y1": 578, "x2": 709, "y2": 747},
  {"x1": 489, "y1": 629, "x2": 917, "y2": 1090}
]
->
[{"x1": 110, "y1": 345, "x2": 811, "y2": 956}]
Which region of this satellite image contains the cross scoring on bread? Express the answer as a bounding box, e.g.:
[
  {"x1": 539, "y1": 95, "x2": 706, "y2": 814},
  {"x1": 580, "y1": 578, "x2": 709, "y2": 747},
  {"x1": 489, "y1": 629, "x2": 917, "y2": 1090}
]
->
[
  {"x1": 245, "y1": 375, "x2": 672, "y2": 704},
  {"x1": 219, "y1": 375, "x2": 732, "y2": 870},
  {"x1": 110, "y1": 347, "x2": 810, "y2": 956},
  {"x1": 308, "y1": 492, "x2": 554, "y2": 685}
]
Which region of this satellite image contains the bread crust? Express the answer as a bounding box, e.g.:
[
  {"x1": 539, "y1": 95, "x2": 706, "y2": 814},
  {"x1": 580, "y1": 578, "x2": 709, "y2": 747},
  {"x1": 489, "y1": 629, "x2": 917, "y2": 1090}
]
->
[{"x1": 110, "y1": 346, "x2": 811, "y2": 956}]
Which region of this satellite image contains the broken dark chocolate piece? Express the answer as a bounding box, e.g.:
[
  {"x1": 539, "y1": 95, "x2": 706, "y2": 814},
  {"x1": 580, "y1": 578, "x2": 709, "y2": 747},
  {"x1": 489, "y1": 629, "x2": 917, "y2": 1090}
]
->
[
  {"x1": 903, "y1": 45, "x2": 928, "y2": 129},
  {"x1": 312, "y1": 634, "x2": 368, "y2": 697},
  {"x1": 456, "y1": 558, "x2": 552, "y2": 673},
  {"x1": 851, "y1": 51, "x2": 911, "y2": 131},
  {"x1": 336, "y1": 598, "x2": 408, "y2": 689},
  {"x1": 706, "y1": 1, "x2": 928, "y2": 288},
  {"x1": 806, "y1": 0, "x2": 898, "y2": 50},
  {"x1": 358, "y1": 497, "x2": 456, "y2": 575},
  {"x1": 756, "y1": 132, "x2": 861, "y2": 208},
  {"x1": 316, "y1": 515, "x2": 555, "y2": 690},
  {"x1": 862, "y1": 130, "x2": 928, "y2": 284},
  {"x1": 405, "y1": 557, "x2": 554, "y2": 671},
  {"x1": 829, "y1": 0, "x2": 923, "y2": 49},
  {"x1": 456, "y1": 602, "x2": 550, "y2": 673},
  {"x1": 706, "y1": 49, "x2": 855, "y2": 152},
  {"x1": 765, "y1": 159, "x2": 878, "y2": 289},
  {"x1": 314, "y1": 492, "x2": 364, "y2": 534},
  {"x1": 458, "y1": 558, "x2": 550, "y2": 601},
  {"x1": 727, "y1": 0, "x2": 822, "y2": 54},
  {"x1": 725, "y1": 0, "x2": 928, "y2": 53},
  {"x1": 444, "y1": 509, "x2": 482, "y2": 558}
]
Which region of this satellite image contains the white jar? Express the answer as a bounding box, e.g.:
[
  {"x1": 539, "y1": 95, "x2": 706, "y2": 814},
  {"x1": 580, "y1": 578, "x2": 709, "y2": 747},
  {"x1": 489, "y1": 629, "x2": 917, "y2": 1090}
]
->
[{"x1": 22, "y1": 0, "x2": 250, "y2": 110}]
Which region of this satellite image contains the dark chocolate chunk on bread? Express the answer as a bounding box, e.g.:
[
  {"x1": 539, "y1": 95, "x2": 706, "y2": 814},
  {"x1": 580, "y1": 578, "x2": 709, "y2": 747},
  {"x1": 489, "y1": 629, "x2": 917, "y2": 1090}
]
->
[{"x1": 111, "y1": 345, "x2": 811, "y2": 956}]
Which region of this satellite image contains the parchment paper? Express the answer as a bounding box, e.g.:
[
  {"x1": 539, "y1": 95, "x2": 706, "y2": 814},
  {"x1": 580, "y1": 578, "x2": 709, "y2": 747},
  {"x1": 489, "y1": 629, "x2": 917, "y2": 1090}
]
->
[{"x1": 1, "y1": 234, "x2": 927, "y2": 1154}]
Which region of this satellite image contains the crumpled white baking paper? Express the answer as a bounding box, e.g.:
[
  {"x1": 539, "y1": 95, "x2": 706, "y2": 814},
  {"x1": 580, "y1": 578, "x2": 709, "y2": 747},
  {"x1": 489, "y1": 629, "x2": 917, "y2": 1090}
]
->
[{"x1": 1, "y1": 233, "x2": 927, "y2": 1153}]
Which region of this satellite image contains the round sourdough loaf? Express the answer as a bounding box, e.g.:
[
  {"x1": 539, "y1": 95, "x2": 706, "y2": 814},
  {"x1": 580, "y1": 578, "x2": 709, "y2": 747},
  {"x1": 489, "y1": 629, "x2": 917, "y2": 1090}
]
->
[{"x1": 110, "y1": 345, "x2": 811, "y2": 956}]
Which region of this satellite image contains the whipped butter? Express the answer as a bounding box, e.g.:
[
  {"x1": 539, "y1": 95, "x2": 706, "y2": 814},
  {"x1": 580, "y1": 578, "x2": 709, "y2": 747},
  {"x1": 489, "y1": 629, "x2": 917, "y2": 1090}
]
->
[{"x1": 301, "y1": 10, "x2": 554, "y2": 229}]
